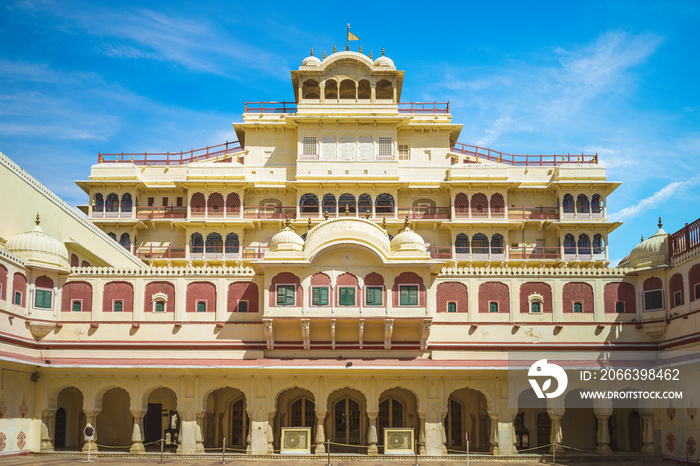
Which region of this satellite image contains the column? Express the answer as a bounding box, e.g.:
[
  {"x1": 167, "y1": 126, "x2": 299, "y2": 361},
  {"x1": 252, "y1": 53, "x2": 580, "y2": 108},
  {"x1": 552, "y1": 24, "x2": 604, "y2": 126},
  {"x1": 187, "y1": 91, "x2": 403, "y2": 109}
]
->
[
  {"x1": 641, "y1": 414, "x2": 654, "y2": 454},
  {"x1": 594, "y1": 404, "x2": 613, "y2": 453},
  {"x1": 418, "y1": 414, "x2": 426, "y2": 455},
  {"x1": 266, "y1": 412, "x2": 274, "y2": 454},
  {"x1": 488, "y1": 412, "x2": 499, "y2": 455},
  {"x1": 82, "y1": 411, "x2": 99, "y2": 453},
  {"x1": 367, "y1": 412, "x2": 378, "y2": 455},
  {"x1": 549, "y1": 413, "x2": 564, "y2": 453},
  {"x1": 130, "y1": 411, "x2": 146, "y2": 453},
  {"x1": 40, "y1": 410, "x2": 54, "y2": 452},
  {"x1": 315, "y1": 412, "x2": 326, "y2": 455},
  {"x1": 246, "y1": 409, "x2": 253, "y2": 455},
  {"x1": 195, "y1": 412, "x2": 205, "y2": 453}
]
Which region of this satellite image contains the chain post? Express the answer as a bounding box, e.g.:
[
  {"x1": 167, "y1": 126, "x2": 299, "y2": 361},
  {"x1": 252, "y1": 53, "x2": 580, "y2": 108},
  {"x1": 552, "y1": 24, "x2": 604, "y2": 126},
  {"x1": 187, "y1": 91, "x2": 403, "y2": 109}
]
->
[
  {"x1": 222, "y1": 436, "x2": 226, "y2": 464},
  {"x1": 158, "y1": 437, "x2": 164, "y2": 464}
]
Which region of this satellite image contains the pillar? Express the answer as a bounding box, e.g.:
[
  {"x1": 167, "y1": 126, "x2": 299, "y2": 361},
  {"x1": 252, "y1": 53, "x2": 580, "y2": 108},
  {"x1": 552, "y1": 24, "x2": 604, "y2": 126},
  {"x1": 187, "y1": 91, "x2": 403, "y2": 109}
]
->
[
  {"x1": 40, "y1": 410, "x2": 54, "y2": 452},
  {"x1": 367, "y1": 412, "x2": 378, "y2": 455},
  {"x1": 267, "y1": 412, "x2": 274, "y2": 454},
  {"x1": 82, "y1": 411, "x2": 99, "y2": 453},
  {"x1": 195, "y1": 413, "x2": 205, "y2": 453},
  {"x1": 488, "y1": 412, "x2": 499, "y2": 455},
  {"x1": 549, "y1": 413, "x2": 564, "y2": 453},
  {"x1": 594, "y1": 406, "x2": 613, "y2": 453},
  {"x1": 315, "y1": 412, "x2": 326, "y2": 455},
  {"x1": 130, "y1": 411, "x2": 146, "y2": 453},
  {"x1": 641, "y1": 414, "x2": 654, "y2": 454},
  {"x1": 418, "y1": 414, "x2": 426, "y2": 455}
]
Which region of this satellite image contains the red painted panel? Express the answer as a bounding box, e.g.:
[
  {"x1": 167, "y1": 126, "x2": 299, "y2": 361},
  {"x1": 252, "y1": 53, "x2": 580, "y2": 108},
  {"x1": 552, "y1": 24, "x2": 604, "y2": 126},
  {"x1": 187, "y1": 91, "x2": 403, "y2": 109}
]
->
[
  {"x1": 13, "y1": 273, "x2": 26, "y2": 307},
  {"x1": 0, "y1": 264, "x2": 6, "y2": 301},
  {"x1": 364, "y1": 272, "x2": 384, "y2": 286},
  {"x1": 269, "y1": 272, "x2": 302, "y2": 307},
  {"x1": 691, "y1": 264, "x2": 700, "y2": 302},
  {"x1": 144, "y1": 282, "x2": 175, "y2": 312},
  {"x1": 478, "y1": 282, "x2": 510, "y2": 313},
  {"x1": 436, "y1": 282, "x2": 468, "y2": 313},
  {"x1": 35, "y1": 275, "x2": 53, "y2": 289},
  {"x1": 103, "y1": 281, "x2": 134, "y2": 313},
  {"x1": 643, "y1": 276, "x2": 662, "y2": 291},
  {"x1": 604, "y1": 282, "x2": 636, "y2": 314},
  {"x1": 392, "y1": 271, "x2": 426, "y2": 307},
  {"x1": 61, "y1": 281, "x2": 92, "y2": 313},
  {"x1": 336, "y1": 272, "x2": 358, "y2": 286},
  {"x1": 519, "y1": 282, "x2": 552, "y2": 313},
  {"x1": 228, "y1": 281, "x2": 259, "y2": 312},
  {"x1": 669, "y1": 273, "x2": 684, "y2": 308},
  {"x1": 186, "y1": 282, "x2": 216, "y2": 312},
  {"x1": 310, "y1": 272, "x2": 331, "y2": 286},
  {"x1": 562, "y1": 282, "x2": 594, "y2": 313}
]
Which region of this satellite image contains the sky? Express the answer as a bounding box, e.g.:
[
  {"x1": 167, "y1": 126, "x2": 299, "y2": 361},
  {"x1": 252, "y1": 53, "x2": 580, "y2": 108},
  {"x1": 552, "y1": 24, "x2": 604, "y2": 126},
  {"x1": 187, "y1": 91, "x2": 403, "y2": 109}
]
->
[{"x1": 1, "y1": 0, "x2": 699, "y2": 264}]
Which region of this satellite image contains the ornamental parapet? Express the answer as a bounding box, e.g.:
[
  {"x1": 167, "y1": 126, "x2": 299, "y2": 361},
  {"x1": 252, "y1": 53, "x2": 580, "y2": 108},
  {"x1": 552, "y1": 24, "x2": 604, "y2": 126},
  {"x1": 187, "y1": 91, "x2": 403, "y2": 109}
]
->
[
  {"x1": 69, "y1": 265, "x2": 256, "y2": 277},
  {"x1": 439, "y1": 265, "x2": 630, "y2": 277}
]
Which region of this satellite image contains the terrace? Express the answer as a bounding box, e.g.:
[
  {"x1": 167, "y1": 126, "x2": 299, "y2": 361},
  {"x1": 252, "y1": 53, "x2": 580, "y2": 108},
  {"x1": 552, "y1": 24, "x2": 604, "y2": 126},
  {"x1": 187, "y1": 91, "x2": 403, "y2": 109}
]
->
[{"x1": 450, "y1": 141, "x2": 598, "y2": 167}]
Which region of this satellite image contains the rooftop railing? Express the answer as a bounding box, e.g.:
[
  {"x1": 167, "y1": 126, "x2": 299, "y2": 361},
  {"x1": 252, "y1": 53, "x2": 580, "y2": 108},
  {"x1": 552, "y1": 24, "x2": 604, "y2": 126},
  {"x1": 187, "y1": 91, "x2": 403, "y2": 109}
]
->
[
  {"x1": 450, "y1": 141, "x2": 598, "y2": 167},
  {"x1": 668, "y1": 217, "x2": 700, "y2": 259},
  {"x1": 242, "y1": 100, "x2": 449, "y2": 114},
  {"x1": 244, "y1": 101, "x2": 297, "y2": 113},
  {"x1": 98, "y1": 141, "x2": 242, "y2": 166},
  {"x1": 398, "y1": 102, "x2": 449, "y2": 113}
]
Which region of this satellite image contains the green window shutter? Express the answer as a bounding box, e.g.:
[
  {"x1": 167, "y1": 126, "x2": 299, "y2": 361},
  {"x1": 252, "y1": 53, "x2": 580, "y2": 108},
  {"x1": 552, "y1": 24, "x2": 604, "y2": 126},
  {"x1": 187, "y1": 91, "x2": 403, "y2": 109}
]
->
[
  {"x1": 72, "y1": 301, "x2": 81, "y2": 312},
  {"x1": 573, "y1": 302, "x2": 582, "y2": 313},
  {"x1": 277, "y1": 286, "x2": 286, "y2": 305},
  {"x1": 447, "y1": 302, "x2": 456, "y2": 313},
  {"x1": 320, "y1": 287, "x2": 328, "y2": 305},
  {"x1": 114, "y1": 301, "x2": 122, "y2": 312},
  {"x1": 238, "y1": 301, "x2": 248, "y2": 313},
  {"x1": 155, "y1": 301, "x2": 165, "y2": 312},
  {"x1": 282, "y1": 285, "x2": 295, "y2": 305},
  {"x1": 400, "y1": 287, "x2": 408, "y2": 305},
  {"x1": 35, "y1": 290, "x2": 51, "y2": 309},
  {"x1": 348, "y1": 288, "x2": 355, "y2": 305},
  {"x1": 490, "y1": 302, "x2": 498, "y2": 313},
  {"x1": 615, "y1": 301, "x2": 624, "y2": 313},
  {"x1": 14, "y1": 292, "x2": 21, "y2": 305},
  {"x1": 339, "y1": 287, "x2": 347, "y2": 305},
  {"x1": 197, "y1": 301, "x2": 206, "y2": 312},
  {"x1": 366, "y1": 288, "x2": 374, "y2": 305},
  {"x1": 531, "y1": 302, "x2": 540, "y2": 313},
  {"x1": 312, "y1": 287, "x2": 320, "y2": 305}
]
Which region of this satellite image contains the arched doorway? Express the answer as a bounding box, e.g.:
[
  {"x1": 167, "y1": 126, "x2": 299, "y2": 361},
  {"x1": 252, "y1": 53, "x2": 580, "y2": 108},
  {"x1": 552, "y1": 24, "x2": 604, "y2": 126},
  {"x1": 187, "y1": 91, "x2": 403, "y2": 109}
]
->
[
  {"x1": 203, "y1": 388, "x2": 249, "y2": 452},
  {"x1": 444, "y1": 388, "x2": 490, "y2": 453},
  {"x1": 275, "y1": 388, "x2": 316, "y2": 453},
  {"x1": 55, "y1": 386, "x2": 84, "y2": 450},
  {"x1": 143, "y1": 387, "x2": 178, "y2": 451},
  {"x1": 96, "y1": 388, "x2": 133, "y2": 451},
  {"x1": 536, "y1": 412, "x2": 552, "y2": 448},
  {"x1": 562, "y1": 389, "x2": 595, "y2": 450},
  {"x1": 377, "y1": 387, "x2": 418, "y2": 454},
  {"x1": 333, "y1": 397, "x2": 361, "y2": 452},
  {"x1": 629, "y1": 411, "x2": 642, "y2": 452}
]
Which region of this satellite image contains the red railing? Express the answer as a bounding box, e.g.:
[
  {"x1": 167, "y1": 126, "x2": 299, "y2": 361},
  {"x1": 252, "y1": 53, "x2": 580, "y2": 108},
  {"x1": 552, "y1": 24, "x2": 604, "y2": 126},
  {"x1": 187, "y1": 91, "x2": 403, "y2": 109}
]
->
[
  {"x1": 669, "y1": 217, "x2": 700, "y2": 259},
  {"x1": 450, "y1": 141, "x2": 598, "y2": 166},
  {"x1": 136, "y1": 207, "x2": 187, "y2": 220},
  {"x1": 507, "y1": 207, "x2": 559, "y2": 220},
  {"x1": 136, "y1": 246, "x2": 187, "y2": 260},
  {"x1": 243, "y1": 206, "x2": 297, "y2": 220},
  {"x1": 244, "y1": 101, "x2": 297, "y2": 113},
  {"x1": 98, "y1": 141, "x2": 242, "y2": 166},
  {"x1": 509, "y1": 247, "x2": 561, "y2": 260},
  {"x1": 398, "y1": 207, "x2": 451, "y2": 219},
  {"x1": 399, "y1": 102, "x2": 450, "y2": 113}
]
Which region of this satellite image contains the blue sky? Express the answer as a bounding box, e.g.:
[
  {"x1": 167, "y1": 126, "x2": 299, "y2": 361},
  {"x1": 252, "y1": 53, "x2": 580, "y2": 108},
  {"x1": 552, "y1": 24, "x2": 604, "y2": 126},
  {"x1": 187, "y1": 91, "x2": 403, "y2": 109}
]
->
[{"x1": 1, "y1": 0, "x2": 699, "y2": 263}]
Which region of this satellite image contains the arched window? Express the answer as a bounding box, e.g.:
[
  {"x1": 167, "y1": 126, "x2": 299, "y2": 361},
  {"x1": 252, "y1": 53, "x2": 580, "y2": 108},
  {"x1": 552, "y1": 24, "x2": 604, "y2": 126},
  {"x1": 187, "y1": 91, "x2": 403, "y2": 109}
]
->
[
  {"x1": 225, "y1": 233, "x2": 239, "y2": 254},
  {"x1": 333, "y1": 397, "x2": 361, "y2": 447},
  {"x1": 593, "y1": 234, "x2": 604, "y2": 254},
  {"x1": 339, "y1": 79, "x2": 356, "y2": 100},
  {"x1": 472, "y1": 233, "x2": 489, "y2": 254},
  {"x1": 490, "y1": 193, "x2": 505, "y2": 214},
  {"x1": 205, "y1": 233, "x2": 223, "y2": 254},
  {"x1": 191, "y1": 193, "x2": 206, "y2": 213},
  {"x1": 339, "y1": 193, "x2": 356, "y2": 214},
  {"x1": 455, "y1": 233, "x2": 469, "y2": 254},
  {"x1": 378, "y1": 397, "x2": 404, "y2": 449},
  {"x1": 290, "y1": 397, "x2": 315, "y2": 429},
  {"x1": 444, "y1": 398, "x2": 463, "y2": 448},
  {"x1": 563, "y1": 194, "x2": 574, "y2": 213},
  {"x1": 302, "y1": 79, "x2": 320, "y2": 99},
  {"x1": 576, "y1": 194, "x2": 590, "y2": 214},
  {"x1": 94, "y1": 193, "x2": 104, "y2": 212},
  {"x1": 105, "y1": 193, "x2": 119, "y2": 212},
  {"x1": 578, "y1": 234, "x2": 591, "y2": 255},
  {"x1": 358, "y1": 79, "x2": 371, "y2": 99},
  {"x1": 191, "y1": 233, "x2": 204, "y2": 254},
  {"x1": 300, "y1": 193, "x2": 320, "y2": 214},
  {"x1": 108, "y1": 232, "x2": 117, "y2": 241},
  {"x1": 491, "y1": 233, "x2": 504, "y2": 254},
  {"x1": 471, "y1": 193, "x2": 488, "y2": 216},
  {"x1": 358, "y1": 193, "x2": 372, "y2": 215},
  {"x1": 376, "y1": 79, "x2": 393, "y2": 100},
  {"x1": 226, "y1": 193, "x2": 241, "y2": 214},
  {"x1": 564, "y1": 234, "x2": 576, "y2": 255},
  {"x1": 119, "y1": 233, "x2": 131, "y2": 249},
  {"x1": 121, "y1": 193, "x2": 132, "y2": 212},
  {"x1": 413, "y1": 198, "x2": 436, "y2": 219},
  {"x1": 322, "y1": 194, "x2": 336, "y2": 214},
  {"x1": 375, "y1": 193, "x2": 394, "y2": 215},
  {"x1": 454, "y1": 193, "x2": 468, "y2": 215},
  {"x1": 591, "y1": 194, "x2": 602, "y2": 213},
  {"x1": 208, "y1": 193, "x2": 224, "y2": 214},
  {"x1": 324, "y1": 80, "x2": 338, "y2": 100}
]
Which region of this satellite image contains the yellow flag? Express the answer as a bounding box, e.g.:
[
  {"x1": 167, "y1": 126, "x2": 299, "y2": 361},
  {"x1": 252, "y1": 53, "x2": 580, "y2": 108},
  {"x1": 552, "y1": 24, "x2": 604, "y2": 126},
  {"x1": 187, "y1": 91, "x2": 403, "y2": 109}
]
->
[{"x1": 347, "y1": 31, "x2": 360, "y2": 41}]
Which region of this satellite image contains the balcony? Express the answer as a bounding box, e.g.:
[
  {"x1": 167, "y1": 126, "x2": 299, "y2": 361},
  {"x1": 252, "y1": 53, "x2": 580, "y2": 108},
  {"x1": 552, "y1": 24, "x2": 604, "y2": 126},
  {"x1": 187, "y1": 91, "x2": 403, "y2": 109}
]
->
[
  {"x1": 136, "y1": 206, "x2": 187, "y2": 220},
  {"x1": 508, "y1": 207, "x2": 559, "y2": 220},
  {"x1": 562, "y1": 209, "x2": 605, "y2": 220},
  {"x1": 136, "y1": 245, "x2": 268, "y2": 261},
  {"x1": 136, "y1": 246, "x2": 186, "y2": 260},
  {"x1": 427, "y1": 246, "x2": 570, "y2": 261},
  {"x1": 454, "y1": 209, "x2": 506, "y2": 220},
  {"x1": 244, "y1": 101, "x2": 297, "y2": 114},
  {"x1": 563, "y1": 247, "x2": 607, "y2": 262},
  {"x1": 297, "y1": 207, "x2": 449, "y2": 220},
  {"x1": 450, "y1": 141, "x2": 598, "y2": 166},
  {"x1": 91, "y1": 209, "x2": 133, "y2": 219},
  {"x1": 98, "y1": 141, "x2": 242, "y2": 166},
  {"x1": 398, "y1": 102, "x2": 449, "y2": 114}
]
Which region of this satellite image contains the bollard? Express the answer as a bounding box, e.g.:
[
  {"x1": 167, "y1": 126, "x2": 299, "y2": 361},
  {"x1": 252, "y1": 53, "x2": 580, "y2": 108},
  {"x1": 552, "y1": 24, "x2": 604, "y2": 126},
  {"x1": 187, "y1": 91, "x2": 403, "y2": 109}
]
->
[
  {"x1": 158, "y1": 437, "x2": 164, "y2": 464},
  {"x1": 222, "y1": 436, "x2": 226, "y2": 464},
  {"x1": 552, "y1": 442, "x2": 556, "y2": 466},
  {"x1": 326, "y1": 438, "x2": 331, "y2": 466},
  {"x1": 413, "y1": 439, "x2": 419, "y2": 466}
]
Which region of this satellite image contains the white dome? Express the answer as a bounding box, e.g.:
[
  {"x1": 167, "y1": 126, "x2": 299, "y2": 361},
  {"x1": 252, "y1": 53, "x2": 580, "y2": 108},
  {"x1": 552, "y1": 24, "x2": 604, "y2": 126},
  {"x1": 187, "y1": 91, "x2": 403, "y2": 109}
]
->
[
  {"x1": 390, "y1": 224, "x2": 426, "y2": 252},
  {"x1": 269, "y1": 224, "x2": 304, "y2": 252},
  {"x1": 301, "y1": 50, "x2": 322, "y2": 67},
  {"x1": 627, "y1": 219, "x2": 668, "y2": 269},
  {"x1": 5, "y1": 216, "x2": 70, "y2": 270},
  {"x1": 373, "y1": 50, "x2": 395, "y2": 69}
]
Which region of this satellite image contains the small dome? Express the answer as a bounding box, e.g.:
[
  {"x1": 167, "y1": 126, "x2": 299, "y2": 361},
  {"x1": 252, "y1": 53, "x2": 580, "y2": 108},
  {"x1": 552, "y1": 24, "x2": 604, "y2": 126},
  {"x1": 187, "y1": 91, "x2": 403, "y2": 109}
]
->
[
  {"x1": 5, "y1": 215, "x2": 70, "y2": 270},
  {"x1": 390, "y1": 221, "x2": 426, "y2": 253},
  {"x1": 627, "y1": 218, "x2": 668, "y2": 269},
  {"x1": 301, "y1": 49, "x2": 322, "y2": 67},
  {"x1": 269, "y1": 221, "x2": 304, "y2": 252},
  {"x1": 373, "y1": 49, "x2": 395, "y2": 69}
]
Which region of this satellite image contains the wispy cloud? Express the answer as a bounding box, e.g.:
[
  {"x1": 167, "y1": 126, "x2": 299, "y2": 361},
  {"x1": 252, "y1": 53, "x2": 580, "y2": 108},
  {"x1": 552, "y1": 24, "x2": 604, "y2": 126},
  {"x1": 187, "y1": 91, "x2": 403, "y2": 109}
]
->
[{"x1": 610, "y1": 173, "x2": 700, "y2": 221}]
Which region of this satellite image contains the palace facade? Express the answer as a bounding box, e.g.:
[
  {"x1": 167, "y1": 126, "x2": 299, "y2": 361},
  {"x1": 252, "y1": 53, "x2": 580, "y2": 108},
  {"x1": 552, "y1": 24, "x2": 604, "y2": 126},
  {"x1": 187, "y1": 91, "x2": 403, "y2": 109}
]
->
[{"x1": 0, "y1": 49, "x2": 698, "y2": 461}]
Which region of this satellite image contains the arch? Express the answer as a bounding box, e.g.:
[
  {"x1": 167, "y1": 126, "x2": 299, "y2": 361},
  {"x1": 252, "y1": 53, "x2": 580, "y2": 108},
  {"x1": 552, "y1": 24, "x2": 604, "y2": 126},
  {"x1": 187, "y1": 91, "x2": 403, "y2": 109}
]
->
[
  {"x1": 376, "y1": 79, "x2": 393, "y2": 100},
  {"x1": 144, "y1": 282, "x2": 175, "y2": 313},
  {"x1": 412, "y1": 198, "x2": 435, "y2": 219},
  {"x1": 119, "y1": 233, "x2": 131, "y2": 249},
  {"x1": 300, "y1": 193, "x2": 320, "y2": 215},
  {"x1": 436, "y1": 282, "x2": 468, "y2": 313},
  {"x1": 225, "y1": 233, "x2": 239, "y2": 254},
  {"x1": 226, "y1": 193, "x2": 241, "y2": 214},
  {"x1": 562, "y1": 282, "x2": 594, "y2": 313},
  {"x1": 324, "y1": 80, "x2": 338, "y2": 100},
  {"x1": 338, "y1": 193, "x2": 356, "y2": 214},
  {"x1": 591, "y1": 194, "x2": 602, "y2": 213},
  {"x1": 191, "y1": 192, "x2": 206, "y2": 213},
  {"x1": 311, "y1": 272, "x2": 331, "y2": 286},
  {"x1": 564, "y1": 233, "x2": 576, "y2": 255},
  {"x1": 357, "y1": 79, "x2": 371, "y2": 99},
  {"x1": 455, "y1": 233, "x2": 469, "y2": 254},
  {"x1": 81, "y1": 260, "x2": 90, "y2": 267},
  {"x1": 519, "y1": 282, "x2": 552, "y2": 313},
  {"x1": 207, "y1": 193, "x2": 224, "y2": 214},
  {"x1": 274, "y1": 387, "x2": 317, "y2": 453},
  {"x1": 0, "y1": 264, "x2": 6, "y2": 301},
  {"x1": 269, "y1": 272, "x2": 302, "y2": 307},
  {"x1": 13, "y1": 272, "x2": 26, "y2": 307},
  {"x1": 670, "y1": 273, "x2": 684, "y2": 308},
  {"x1": 186, "y1": 281, "x2": 216, "y2": 313},
  {"x1": 454, "y1": 193, "x2": 468, "y2": 215},
  {"x1": 105, "y1": 193, "x2": 119, "y2": 212},
  {"x1": 93, "y1": 193, "x2": 104, "y2": 212},
  {"x1": 322, "y1": 194, "x2": 336, "y2": 214},
  {"x1": 392, "y1": 271, "x2": 426, "y2": 307},
  {"x1": 120, "y1": 193, "x2": 132, "y2": 212},
  {"x1": 327, "y1": 387, "x2": 368, "y2": 453},
  {"x1": 377, "y1": 387, "x2": 418, "y2": 453},
  {"x1": 364, "y1": 272, "x2": 384, "y2": 286},
  {"x1": 643, "y1": 276, "x2": 663, "y2": 291},
  {"x1": 143, "y1": 387, "x2": 179, "y2": 447},
  {"x1": 103, "y1": 281, "x2": 134, "y2": 313},
  {"x1": 61, "y1": 281, "x2": 92, "y2": 313},
  {"x1": 108, "y1": 232, "x2": 117, "y2": 241},
  {"x1": 191, "y1": 232, "x2": 204, "y2": 254},
  {"x1": 444, "y1": 387, "x2": 492, "y2": 452},
  {"x1": 470, "y1": 193, "x2": 488, "y2": 216},
  {"x1": 227, "y1": 281, "x2": 258, "y2": 313},
  {"x1": 375, "y1": 193, "x2": 394, "y2": 215},
  {"x1": 604, "y1": 282, "x2": 636, "y2": 314},
  {"x1": 70, "y1": 254, "x2": 79, "y2": 268},
  {"x1": 561, "y1": 389, "x2": 595, "y2": 450},
  {"x1": 202, "y1": 387, "x2": 249, "y2": 450},
  {"x1": 55, "y1": 387, "x2": 85, "y2": 450},
  {"x1": 472, "y1": 233, "x2": 489, "y2": 255},
  {"x1": 205, "y1": 233, "x2": 223, "y2": 254},
  {"x1": 337, "y1": 272, "x2": 358, "y2": 306},
  {"x1": 491, "y1": 233, "x2": 504, "y2": 254},
  {"x1": 357, "y1": 193, "x2": 372, "y2": 215},
  {"x1": 302, "y1": 79, "x2": 320, "y2": 99},
  {"x1": 36, "y1": 275, "x2": 54, "y2": 288},
  {"x1": 96, "y1": 387, "x2": 133, "y2": 450},
  {"x1": 576, "y1": 194, "x2": 590, "y2": 213},
  {"x1": 490, "y1": 193, "x2": 504, "y2": 214},
  {"x1": 578, "y1": 234, "x2": 592, "y2": 256},
  {"x1": 690, "y1": 264, "x2": 700, "y2": 302},
  {"x1": 593, "y1": 234, "x2": 605, "y2": 254},
  {"x1": 339, "y1": 79, "x2": 356, "y2": 100},
  {"x1": 478, "y1": 282, "x2": 510, "y2": 313},
  {"x1": 563, "y1": 194, "x2": 574, "y2": 213}
]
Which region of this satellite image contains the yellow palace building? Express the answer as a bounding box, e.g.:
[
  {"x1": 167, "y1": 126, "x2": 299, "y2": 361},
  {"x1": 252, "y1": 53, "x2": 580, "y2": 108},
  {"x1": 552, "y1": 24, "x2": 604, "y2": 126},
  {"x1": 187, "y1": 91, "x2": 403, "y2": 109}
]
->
[{"x1": 0, "y1": 48, "x2": 698, "y2": 461}]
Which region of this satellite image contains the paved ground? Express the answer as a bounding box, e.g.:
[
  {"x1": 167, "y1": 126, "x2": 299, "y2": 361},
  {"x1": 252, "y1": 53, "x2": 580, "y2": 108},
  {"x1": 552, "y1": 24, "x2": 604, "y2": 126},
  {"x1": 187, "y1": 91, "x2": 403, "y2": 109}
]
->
[{"x1": 0, "y1": 455, "x2": 677, "y2": 466}]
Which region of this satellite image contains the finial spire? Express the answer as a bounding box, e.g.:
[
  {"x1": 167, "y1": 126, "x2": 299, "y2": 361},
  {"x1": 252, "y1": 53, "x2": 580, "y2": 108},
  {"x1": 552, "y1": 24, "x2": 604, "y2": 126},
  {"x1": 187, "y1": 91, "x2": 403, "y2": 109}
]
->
[
  {"x1": 370, "y1": 50, "x2": 373, "y2": 59},
  {"x1": 403, "y1": 215, "x2": 410, "y2": 230},
  {"x1": 310, "y1": 48, "x2": 314, "y2": 56},
  {"x1": 323, "y1": 50, "x2": 326, "y2": 59},
  {"x1": 333, "y1": 44, "x2": 336, "y2": 53},
  {"x1": 344, "y1": 204, "x2": 350, "y2": 217},
  {"x1": 346, "y1": 42, "x2": 349, "y2": 51},
  {"x1": 323, "y1": 210, "x2": 329, "y2": 220},
  {"x1": 382, "y1": 47, "x2": 385, "y2": 56},
  {"x1": 641, "y1": 235, "x2": 644, "y2": 243},
  {"x1": 284, "y1": 216, "x2": 291, "y2": 229},
  {"x1": 359, "y1": 45, "x2": 362, "y2": 53},
  {"x1": 308, "y1": 218, "x2": 312, "y2": 229},
  {"x1": 35, "y1": 212, "x2": 40, "y2": 226},
  {"x1": 382, "y1": 217, "x2": 386, "y2": 229},
  {"x1": 365, "y1": 209, "x2": 371, "y2": 219},
  {"x1": 658, "y1": 217, "x2": 663, "y2": 229}
]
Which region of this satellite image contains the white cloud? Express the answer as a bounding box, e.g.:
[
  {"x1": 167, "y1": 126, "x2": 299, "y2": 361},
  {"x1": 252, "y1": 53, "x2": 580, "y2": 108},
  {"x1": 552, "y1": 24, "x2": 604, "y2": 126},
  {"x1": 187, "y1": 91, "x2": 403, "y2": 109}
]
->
[{"x1": 610, "y1": 173, "x2": 700, "y2": 221}]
